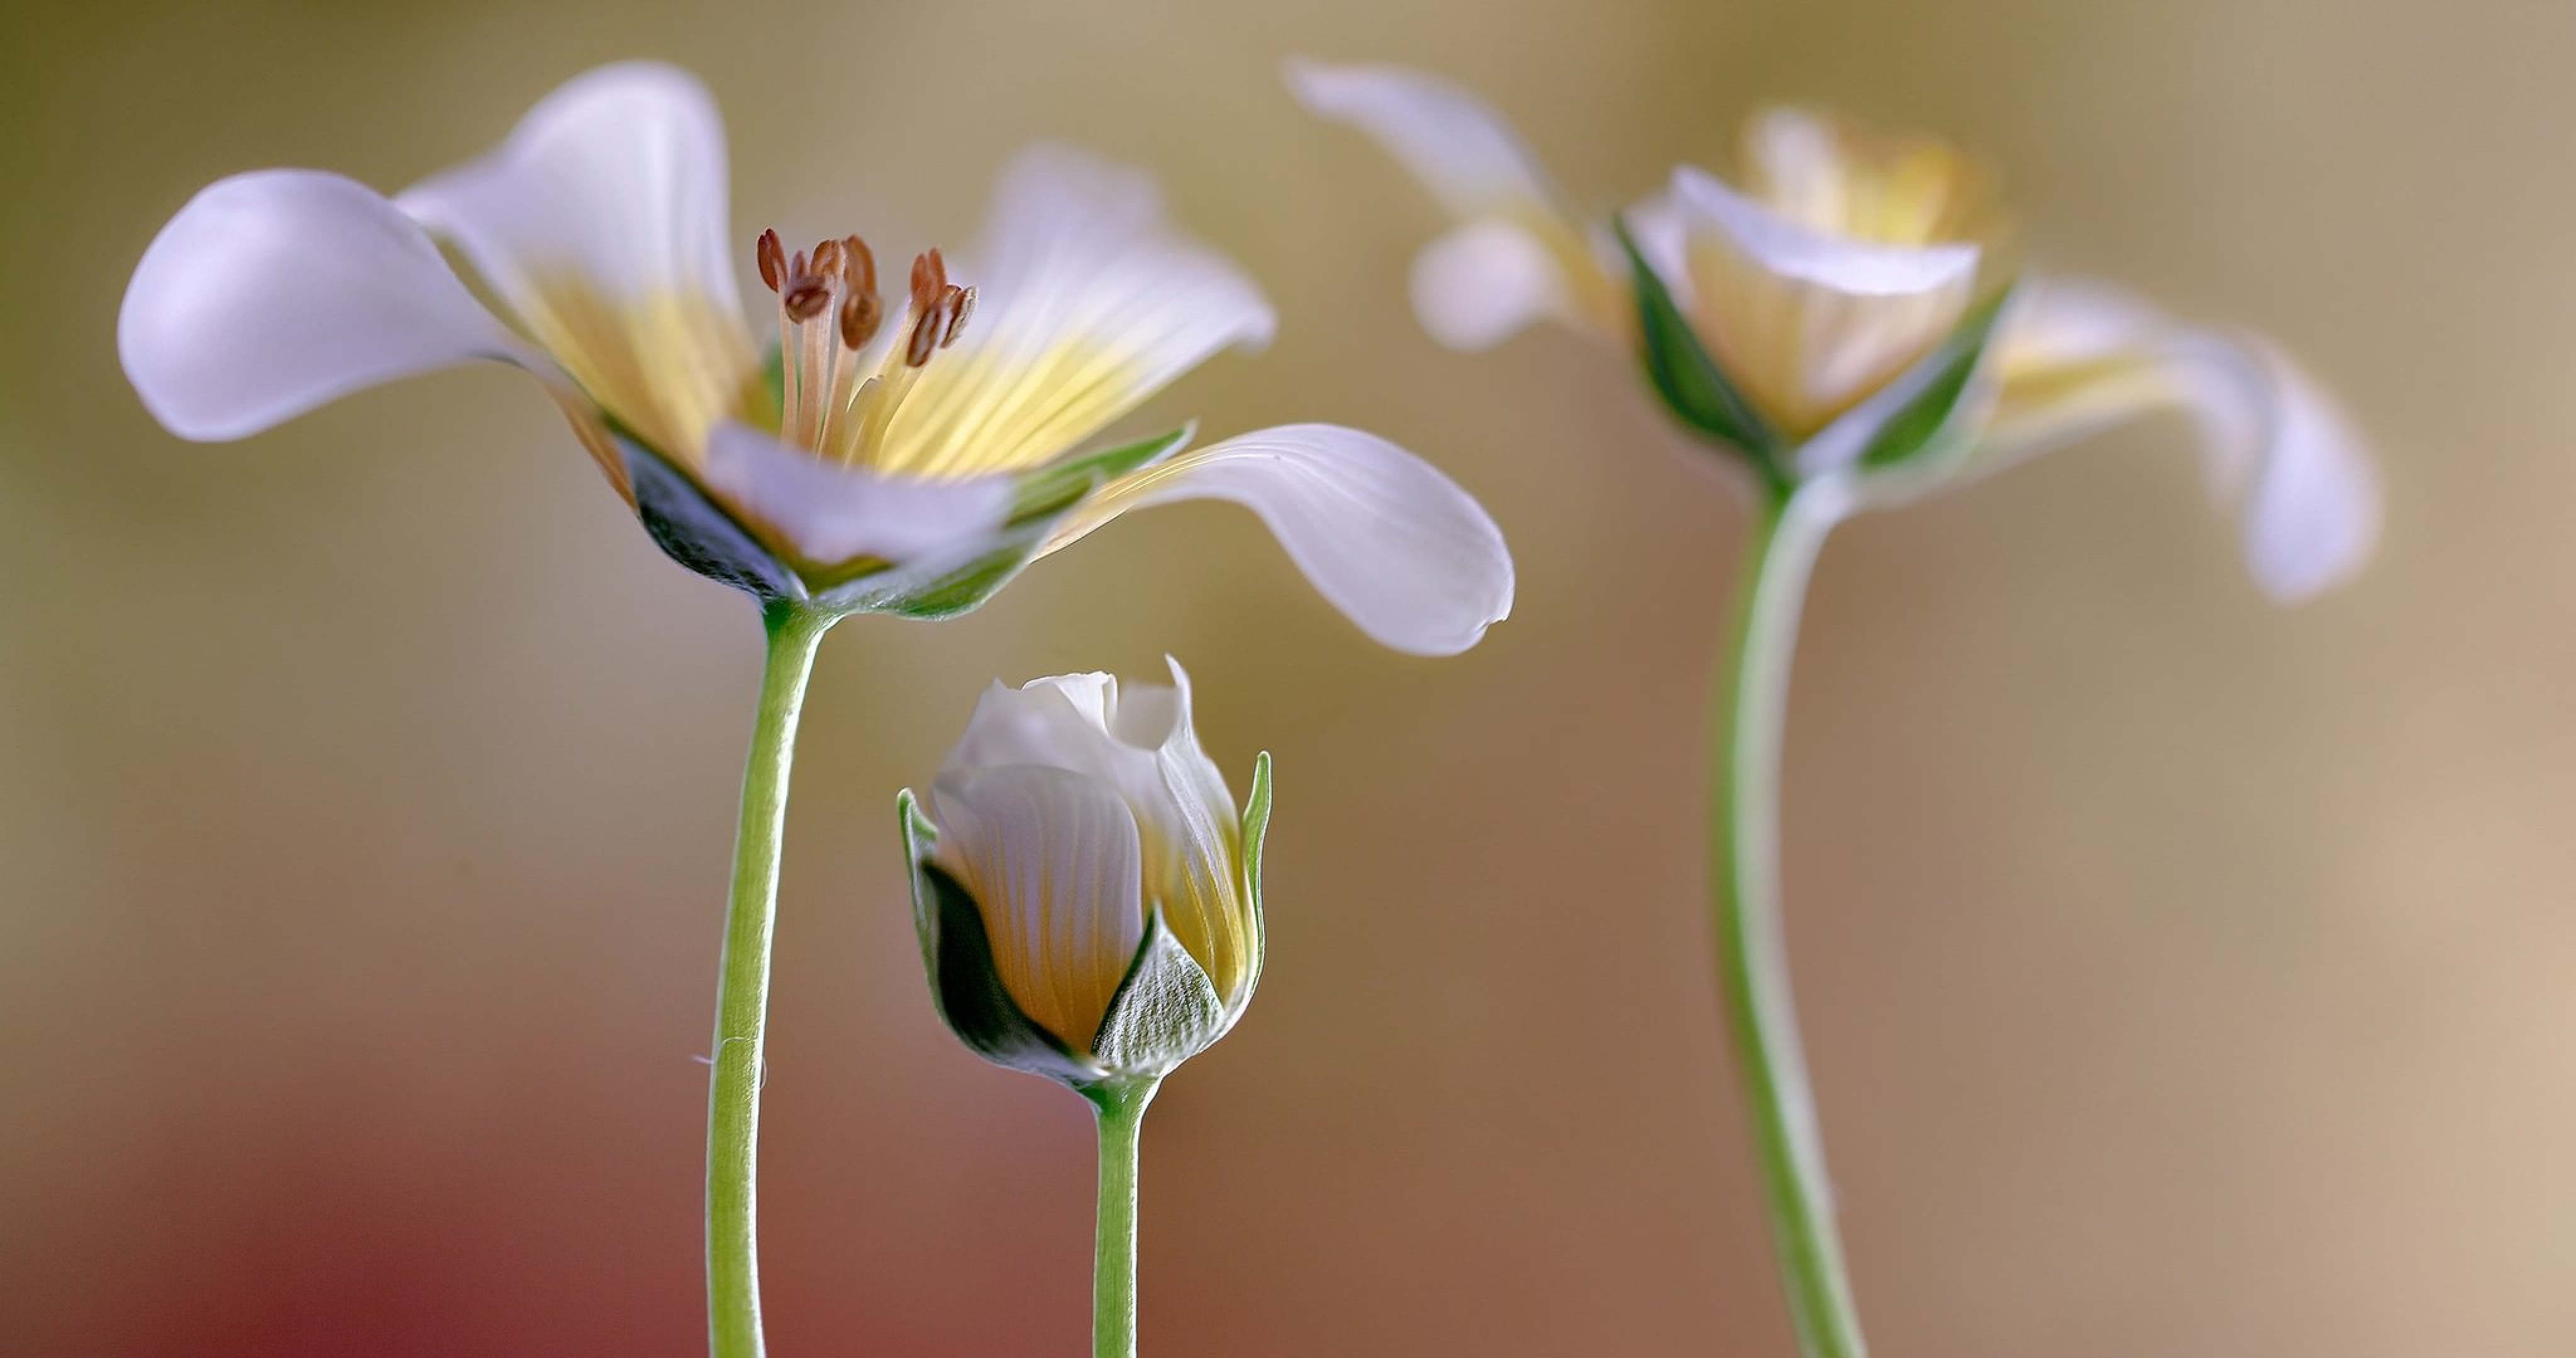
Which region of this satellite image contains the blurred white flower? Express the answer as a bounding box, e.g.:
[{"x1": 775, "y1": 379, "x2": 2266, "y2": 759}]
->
[
  {"x1": 1289, "y1": 58, "x2": 2377, "y2": 599},
  {"x1": 901, "y1": 661, "x2": 1268, "y2": 1083},
  {"x1": 122, "y1": 62, "x2": 1515, "y2": 649}
]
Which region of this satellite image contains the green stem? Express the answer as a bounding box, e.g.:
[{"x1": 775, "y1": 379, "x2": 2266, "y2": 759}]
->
[
  {"x1": 1711, "y1": 483, "x2": 1867, "y2": 1358},
  {"x1": 1085, "y1": 1078, "x2": 1160, "y2": 1358},
  {"x1": 707, "y1": 599, "x2": 836, "y2": 1358}
]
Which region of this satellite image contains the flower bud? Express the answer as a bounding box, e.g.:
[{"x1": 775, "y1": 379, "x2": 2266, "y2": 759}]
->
[{"x1": 899, "y1": 661, "x2": 1270, "y2": 1086}]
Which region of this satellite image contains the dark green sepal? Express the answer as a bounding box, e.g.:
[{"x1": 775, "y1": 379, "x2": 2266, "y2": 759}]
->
[
  {"x1": 897, "y1": 790, "x2": 1099, "y2": 1083},
  {"x1": 1613, "y1": 216, "x2": 1783, "y2": 482},
  {"x1": 1089, "y1": 909, "x2": 1226, "y2": 1076},
  {"x1": 1851, "y1": 284, "x2": 2018, "y2": 473},
  {"x1": 618, "y1": 433, "x2": 804, "y2": 604}
]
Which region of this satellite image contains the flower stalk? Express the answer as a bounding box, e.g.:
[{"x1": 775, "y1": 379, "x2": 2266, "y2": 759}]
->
[
  {"x1": 1084, "y1": 1078, "x2": 1160, "y2": 1358},
  {"x1": 707, "y1": 599, "x2": 836, "y2": 1358},
  {"x1": 1709, "y1": 480, "x2": 1863, "y2": 1358}
]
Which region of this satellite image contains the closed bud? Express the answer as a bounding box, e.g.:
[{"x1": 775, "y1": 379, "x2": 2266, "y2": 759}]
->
[{"x1": 899, "y1": 661, "x2": 1270, "y2": 1087}]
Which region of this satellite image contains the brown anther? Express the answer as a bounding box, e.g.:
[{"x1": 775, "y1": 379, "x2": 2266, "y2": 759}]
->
[
  {"x1": 782, "y1": 276, "x2": 833, "y2": 324},
  {"x1": 904, "y1": 311, "x2": 941, "y2": 368},
  {"x1": 840, "y1": 234, "x2": 875, "y2": 296},
  {"x1": 941, "y1": 286, "x2": 975, "y2": 348},
  {"x1": 755, "y1": 229, "x2": 786, "y2": 292},
  {"x1": 908, "y1": 248, "x2": 948, "y2": 311},
  {"x1": 838, "y1": 290, "x2": 882, "y2": 351},
  {"x1": 811, "y1": 237, "x2": 847, "y2": 281}
]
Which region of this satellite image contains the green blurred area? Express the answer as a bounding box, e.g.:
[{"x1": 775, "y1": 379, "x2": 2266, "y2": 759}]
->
[{"x1": 3, "y1": 0, "x2": 2572, "y2": 1354}]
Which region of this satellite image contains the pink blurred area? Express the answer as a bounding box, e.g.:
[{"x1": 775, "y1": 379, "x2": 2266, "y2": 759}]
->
[{"x1": 4, "y1": 0, "x2": 2573, "y2": 1354}]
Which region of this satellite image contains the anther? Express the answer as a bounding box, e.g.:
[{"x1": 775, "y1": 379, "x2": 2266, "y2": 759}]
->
[
  {"x1": 840, "y1": 235, "x2": 875, "y2": 296},
  {"x1": 909, "y1": 249, "x2": 948, "y2": 311},
  {"x1": 941, "y1": 286, "x2": 975, "y2": 348},
  {"x1": 755, "y1": 229, "x2": 786, "y2": 292},
  {"x1": 811, "y1": 236, "x2": 847, "y2": 282},
  {"x1": 782, "y1": 276, "x2": 833, "y2": 323},
  {"x1": 838, "y1": 290, "x2": 882, "y2": 351},
  {"x1": 904, "y1": 311, "x2": 942, "y2": 368}
]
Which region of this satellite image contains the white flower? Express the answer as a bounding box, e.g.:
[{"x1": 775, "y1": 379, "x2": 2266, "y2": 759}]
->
[
  {"x1": 1289, "y1": 58, "x2": 2377, "y2": 599},
  {"x1": 901, "y1": 661, "x2": 1266, "y2": 1081},
  {"x1": 122, "y1": 62, "x2": 1515, "y2": 651}
]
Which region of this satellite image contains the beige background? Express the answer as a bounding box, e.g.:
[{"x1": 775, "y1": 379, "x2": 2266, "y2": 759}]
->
[{"x1": 4, "y1": 0, "x2": 2570, "y2": 1353}]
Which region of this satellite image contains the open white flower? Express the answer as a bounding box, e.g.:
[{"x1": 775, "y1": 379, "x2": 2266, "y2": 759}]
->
[
  {"x1": 1289, "y1": 58, "x2": 2376, "y2": 600},
  {"x1": 900, "y1": 661, "x2": 1267, "y2": 1083},
  {"x1": 123, "y1": 62, "x2": 1514, "y2": 651}
]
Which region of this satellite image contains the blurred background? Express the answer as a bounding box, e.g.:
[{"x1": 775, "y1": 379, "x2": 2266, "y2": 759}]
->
[{"x1": 4, "y1": 0, "x2": 2570, "y2": 1353}]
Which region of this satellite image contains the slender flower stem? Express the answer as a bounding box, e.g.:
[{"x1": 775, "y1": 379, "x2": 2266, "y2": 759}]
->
[
  {"x1": 707, "y1": 599, "x2": 836, "y2": 1358},
  {"x1": 1085, "y1": 1078, "x2": 1160, "y2": 1358},
  {"x1": 1710, "y1": 482, "x2": 1866, "y2": 1358}
]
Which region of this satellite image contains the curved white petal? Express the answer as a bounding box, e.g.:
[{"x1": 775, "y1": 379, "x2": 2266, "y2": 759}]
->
[
  {"x1": 119, "y1": 170, "x2": 535, "y2": 441},
  {"x1": 397, "y1": 62, "x2": 752, "y2": 456},
  {"x1": 1984, "y1": 279, "x2": 2380, "y2": 601},
  {"x1": 928, "y1": 764, "x2": 1145, "y2": 1051},
  {"x1": 1049, "y1": 424, "x2": 1515, "y2": 656},
  {"x1": 1285, "y1": 58, "x2": 1558, "y2": 221},
  {"x1": 1670, "y1": 164, "x2": 1980, "y2": 434},
  {"x1": 2179, "y1": 340, "x2": 2381, "y2": 602},
  {"x1": 697, "y1": 422, "x2": 1014, "y2": 566},
  {"x1": 867, "y1": 145, "x2": 1276, "y2": 478},
  {"x1": 1409, "y1": 218, "x2": 1563, "y2": 351}
]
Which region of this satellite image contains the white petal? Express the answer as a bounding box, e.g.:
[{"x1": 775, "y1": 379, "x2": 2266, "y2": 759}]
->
[
  {"x1": 1984, "y1": 279, "x2": 2380, "y2": 601},
  {"x1": 397, "y1": 62, "x2": 752, "y2": 455},
  {"x1": 398, "y1": 61, "x2": 738, "y2": 316},
  {"x1": 1409, "y1": 218, "x2": 1563, "y2": 351},
  {"x1": 946, "y1": 666, "x2": 1230, "y2": 848},
  {"x1": 928, "y1": 765, "x2": 1145, "y2": 1051},
  {"x1": 118, "y1": 170, "x2": 533, "y2": 441},
  {"x1": 867, "y1": 145, "x2": 1276, "y2": 478},
  {"x1": 1284, "y1": 58, "x2": 1558, "y2": 221},
  {"x1": 2177, "y1": 341, "x2": 2381, "y2": 602},
  {"x1": 1670, "y1": 164, "x2": 1980, "y2": 433},
  {"x1": 1670, "y1": 165, "x2": 1979, "y2": 297},
  {"x1": 945, "y1": 663, "x2": 1252, "y2": 1002},
  {"x1": 1049, "y1": 424, "x2": 1515, "y2": 656},
  {"x1": 697, "y1": 422, "x2": 1014, "y2": 566}
]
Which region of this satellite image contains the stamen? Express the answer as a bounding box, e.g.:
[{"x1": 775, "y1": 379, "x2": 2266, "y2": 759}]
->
[{"x1": 753, "y1": 227, "x2": 974, "y2": 466}]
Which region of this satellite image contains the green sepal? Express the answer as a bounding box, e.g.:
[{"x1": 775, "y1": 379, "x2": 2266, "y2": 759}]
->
[
  {"x1": 1235, "y1": 751, "x2": 1272, "y2": 1007},
  {"x1": 1009, "y1": 425, "x2": 1193, "y2": 523},
  {"x1": 1089, "y1": 908, "x2": 1227, "y2": 1076},
  {"x1": 1850, "y1": 284, "x2": 2018, "y2": 473},
  {"x1": 1613, "y1": 216, "x2": 1781, "y2": 477},
  {"x1": 897, "y1": 790, "x2": 1099, "y2": 1083}
]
